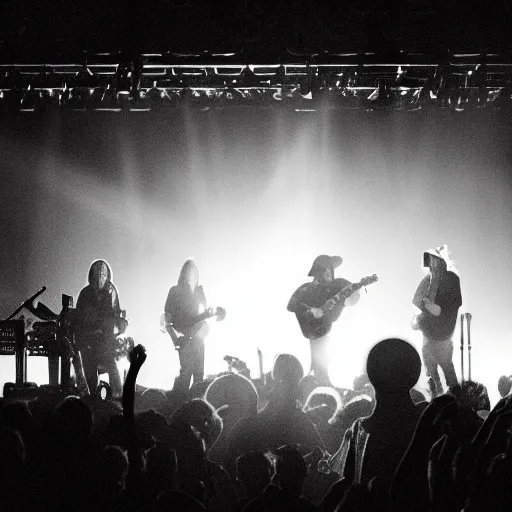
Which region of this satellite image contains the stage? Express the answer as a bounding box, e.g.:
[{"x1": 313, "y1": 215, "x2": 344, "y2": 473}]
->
[{"x1": 1, "y1": 109, "x2": 511, "y2": 404}]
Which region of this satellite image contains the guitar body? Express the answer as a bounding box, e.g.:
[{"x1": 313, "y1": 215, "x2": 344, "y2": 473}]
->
[
  {"x1": 175, "y1": 320, "x2": 210, "y2": 345},
  {"x1": 411, "y1": 311, "x2": 432, "y2": 333},
  {"x1": 294, "y1": 275, "x2": 378, "y2": 341},
  {"x1": 296, "y1": 311, "x2": 337, "y2": 340},
  {"x1": 164, "y1": 306, "x2": 226, "y2": 350}
]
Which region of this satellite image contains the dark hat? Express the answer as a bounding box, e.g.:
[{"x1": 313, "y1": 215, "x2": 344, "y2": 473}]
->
[
  {"x1": 308, "y1": 255, "x2": 343, "y2": 277},
  {"x1": 423, "y1": 244, "x2": 448, "y2": 267}
]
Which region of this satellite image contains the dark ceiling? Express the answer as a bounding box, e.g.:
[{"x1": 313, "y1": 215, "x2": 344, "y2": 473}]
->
[{"x1": 0, "y1": 0, "x2": 511, "y2": 61}]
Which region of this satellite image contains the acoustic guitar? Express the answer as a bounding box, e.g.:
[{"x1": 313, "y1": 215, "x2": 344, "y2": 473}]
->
[{"x1": 296, "y1": 274, "x2": 378, "y2": 340}]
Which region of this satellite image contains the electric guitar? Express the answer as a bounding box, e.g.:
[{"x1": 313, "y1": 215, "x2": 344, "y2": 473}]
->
[
  {"x1": 411, "y1": 273, "x2": 442, "y2": 332},
  {"x1": 162, "y1": 306, "x2": 227, "y2": 350},
  {"x1": 296, "y1": 274, "x2": 378, "y2": 340}
]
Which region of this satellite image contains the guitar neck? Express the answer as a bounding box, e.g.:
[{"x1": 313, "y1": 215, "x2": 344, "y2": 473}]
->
[
  {"x1": 327, "y1": 282, "x2": 363, "y2": 309},
  {"x1": 196, "y1": 310, "x2": 211, "y2": 323},
  {"x1": 181, "y1": 308, "x2": 216, "y2": 332}
]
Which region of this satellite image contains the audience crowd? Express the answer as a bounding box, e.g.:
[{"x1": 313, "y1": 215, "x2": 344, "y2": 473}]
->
[{"x1": 0, "y1": 338, "x2": 511, "y2": 512}]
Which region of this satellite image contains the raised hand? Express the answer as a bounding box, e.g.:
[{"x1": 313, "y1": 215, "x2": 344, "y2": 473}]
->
[
  {"x1": 423, "y1": 298, "x2": 442, "y2": 317},
  {"x1": 326, "y1": 298, "x2": 338, "y2": 308},
  {"x1": 309, "y1": 307, "x2": 324, "y2": 319},
  {"x1": 215, "y1": 306, "x2": 227, "y2": 321},
  {"x1": 128, "y1": 344, "x2": 147, "y2": 370}
]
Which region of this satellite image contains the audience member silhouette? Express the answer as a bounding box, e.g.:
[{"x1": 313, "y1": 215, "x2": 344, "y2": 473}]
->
[
  {"x1": 303, "y1": 386, "x2": 342, "y2": 454},
  {"x1": 226, "y1": 354, "x2": 324, "y2": 475},
  {"x1": 205, "y1": 373, "x2": 258, "y2": 464},
  {"x1": 497, "y1": 375, "x2": 512, "y2": 398},
  {"x1": 243, "y1": 444, "x2": 317, "y2": 512},
  {"x1": 329, "y1": 338, "x2": 422, "y2": 498},
  {"x1": 231, "y1": 451, "x2": 274, "y2": 511},
  {"x1": 3, "y1": 336, "x2": 512, "y2": 512}
]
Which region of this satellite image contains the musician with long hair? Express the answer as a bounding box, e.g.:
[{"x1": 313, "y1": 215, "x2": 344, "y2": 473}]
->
[
  {"x1": 74, "y1": 259, "x2": 127, "y2": 397},
  {"x1": 412, "y1": 245, "x2": 462, "y2": 396},
  {"x1": 164, "y1": 259, "x2": 223, "y2": 394}
]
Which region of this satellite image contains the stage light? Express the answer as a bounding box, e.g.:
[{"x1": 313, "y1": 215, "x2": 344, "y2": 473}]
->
[
  {"x1": 70, "y1": 65, "x2": 97, "y2": 89},
  {"x1": 19, "y1": 85, "x2": 36, "y2": 112},
  {"x1": 115, "y1": 62, "x2": 132, "y2": 94},
  {"x1": 0, "y1": 57, "x2": 511, "y2": 112},
  {"x1": 87, "y1": 87, "x2": 107, "y2": 110},
  {"x1": 367, "y1": 79, "x2": 388, "y2": 104},
  {"x1": 240, "y1": 65, "x2": 263, "y2": 87},
  {"x1": 33, "y1": 67, "x2": 62, "y2": 90},
  {"x1": 93, "y1": 84, "x2": 120, "y2": 111}
]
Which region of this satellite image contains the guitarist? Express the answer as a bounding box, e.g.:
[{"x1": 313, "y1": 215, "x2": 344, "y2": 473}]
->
[
  {"x1": 412, "y1": 245, "x2": 462, "y2": 397},
  {"x1": 73, "y1": 259, "x2": 127, "y2": 397},
  {"x1": 287, "y1": 255, "x2": 360, "y2": 386},
  {"x1": 164, "y1": 259, "x2": 223, "y2": 393}
]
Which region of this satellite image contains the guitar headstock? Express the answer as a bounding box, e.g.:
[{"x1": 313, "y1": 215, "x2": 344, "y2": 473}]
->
[
  {"x1": 359, "y1": 274, "x2": 378, "y2": 287},
  {"x1": 215, "y1": 306, "x2": 227, "y2": 322}
]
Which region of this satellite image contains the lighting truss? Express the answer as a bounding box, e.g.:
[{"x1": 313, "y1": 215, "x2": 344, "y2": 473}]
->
[{"x1": 0, "y1": 54, "x2": 511, "y2": 112}]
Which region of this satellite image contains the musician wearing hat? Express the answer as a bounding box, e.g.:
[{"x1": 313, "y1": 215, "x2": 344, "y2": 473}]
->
[
  {"x1": 287, "y1": 255, "x2": 360, "y2": 386},
  {"x1": 412, "y1": 245, "x2": 462, "y2": 396}
]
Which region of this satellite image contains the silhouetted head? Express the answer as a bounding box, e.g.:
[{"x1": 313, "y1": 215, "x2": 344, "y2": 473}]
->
[
  {"x1": 178, "y1": 259, "x2": 199, "y2": 291},
  {"x1": 236, "y1": 451, "x2": 274, "y2": 497},
  {"x1": 166, "y1": 421, "x2": 206, "y2": 474},
  {"x1": 1, "y1": 401, "x2": 32, "y2": 431},
  {"x1": 146, "y1": 443, "x2": 177, "y2": 488},
  {"x1": 329, "y1": 395, "x2": 374, "y2": 428},
  {"x1": 137, "y1": 388, "x2": 168, "y2": 413},
  {"x1": 308, "y1": 255, "x2": 342, "y2": 281},
  {"x1": 298, "y1": 375, "x2": 320, "y2": 404},
  {"x1": 353, "y1": 374, "x2": 371, "y2": 392},
  {"x1": 498, "y1": 375, "x2": 512, "y2": 398},
  {"x1": 272, "y1": 354, "x2": 304, "y2": 386},
  {"x1": 188, "y1": 379, "x2": 213, "y2": 400},
  {"x1": 53, "y1": 396, "x2": 93, "y2": 442},
  {"x1": 136, "y1": 409, "x2": 169, "y2": 446},
  {"x1": 274, "y1": 444, "x2": 307, "y2": 495},
  {"x1": 88, "y1": 259, "x2": 111, "y2": 290},
  {"x1": 457, "y1": 380, "x2": 491, "y2": 414},
  {"x1": 99, "y1": 445, "x2": 129, "y2": 490},
  {"x1": 366, "y1": 338, "x2": 421, "y2": 394},
  {"x1": 303, "y1": 387, "x2": 342, "y2": 423},
  {"x1": 205, "y1": 373, "x2": 258, "y2": 421},
  {"x1": 0, "y1": 427, "x2": 25, "y2": 471},
  {"x1": 170, "y1": 398, "x2": 222, "y2": 447}
]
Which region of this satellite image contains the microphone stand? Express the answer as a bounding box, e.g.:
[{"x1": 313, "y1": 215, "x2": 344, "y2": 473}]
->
[
  {"x1": 466, "y1": 313, "x2": 472, "y2": 381},
  {"x1": 460, "y1": 313, "x2": 465, "y2": 382},
  {"x1": 6, "y1": 286, "x2": 47, "y2": 320}
]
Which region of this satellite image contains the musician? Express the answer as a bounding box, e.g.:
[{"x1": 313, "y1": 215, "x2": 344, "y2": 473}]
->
[
  {"x1": 164, "y1": 259, "x2": 217, "y2": 393},
  {"x1": 412, "y1": 245, "x2": 462, "y2": 397},
  {"x1": 73, "y1": 259, "x2": 127, "y2": 397},
  {"x1": 287, "y1": 255, "x2": 360, "y2": 386}
]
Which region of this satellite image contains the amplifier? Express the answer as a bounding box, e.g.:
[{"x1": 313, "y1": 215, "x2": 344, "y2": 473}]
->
[{"x1": 0, "y1": 320, "x2": 24, "y2": 356}]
